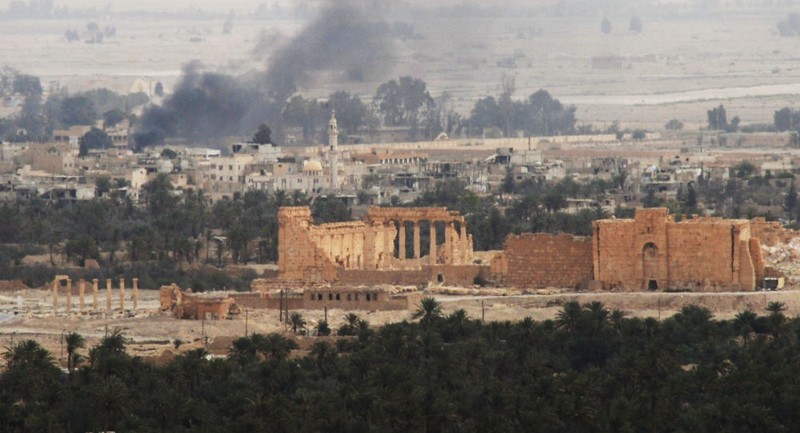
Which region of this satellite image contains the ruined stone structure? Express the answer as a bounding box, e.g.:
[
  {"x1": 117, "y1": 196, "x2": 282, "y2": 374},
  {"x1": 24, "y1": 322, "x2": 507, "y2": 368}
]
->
[
  {"x1": 501, "y1": 233, "x2": 594, "y2": 289},
  {"x1": 278, "y1": 206, "x2": 475, "y2": 284},
  {"x1": 592, "y1": 208, "x2": 765, "y2": 291},
  {"x1": 51, "y1": 276, "x2": 140, "y2": 315},
  {"x1": 160, "y1": 284, "x2": 239, "y2": 320},
  {"x1": 278, "y1": 206, "x2": 772, "y2": 293},
  {"x1": 751, "y1": 217, "x2": 800, "y2": 247}
]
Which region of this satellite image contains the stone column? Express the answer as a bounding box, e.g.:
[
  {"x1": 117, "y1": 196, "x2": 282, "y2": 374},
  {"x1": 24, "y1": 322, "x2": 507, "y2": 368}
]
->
[
  {"x1": 398, "y1": 221, "x2": 406, "y2": 261},
  {"x1": 92, "y1": 279, "x2": 99, "y2": 312},
  {"x1": 119, "y1": 278, "x2": 125, "y2": 312},
  {"x1": 382, "y1": 222, "x2": 392, "y2": 268},
  {"x1": 444, "y1": 221, "x2": 453, "y2": 264},
  {"x1": 52, "y1": 279, "x2": 58, "y2": 314},
  {"x1": 461, "y1": 221, "x2": 469, "y2": 264},
  {"x1": 429, "y1": 221, "x2": 437, "y2": 265},
  {"x1": 132, "y1": 278, "x2": 139, "y2": 312},
  {"x1": 413, "y1": 220, "x2": 421, "y2": 259},
  {"x1": 65, "y1": 278, "x2": 72, "y2": 314},
  {"x1": 364, "y1": 224, "x2": 376, "y2": 269},
  {"x1": 79, "y1": 280, "x2": 85, "y2": 312},
  {"x1": 106, "y1": 278, "x2": 112, "y2": 312}
]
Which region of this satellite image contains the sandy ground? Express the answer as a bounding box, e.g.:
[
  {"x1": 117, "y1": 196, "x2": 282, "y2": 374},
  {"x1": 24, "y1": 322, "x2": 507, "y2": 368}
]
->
[
  {"x1": 2, "y1": 12, "x2": 799, "y2": 129},
  {"x1": 0, "y1": 287, "x2": 797, "y2": 362}
]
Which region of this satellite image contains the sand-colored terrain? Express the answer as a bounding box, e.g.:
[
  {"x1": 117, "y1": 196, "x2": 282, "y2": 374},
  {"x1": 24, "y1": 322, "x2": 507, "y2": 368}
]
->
[
  {"x1": 2, "y1": 11, "x2": 799, "y2": 129},
  {"x1": 0, "y1": 286, "x2": 797, "y2": 363}
]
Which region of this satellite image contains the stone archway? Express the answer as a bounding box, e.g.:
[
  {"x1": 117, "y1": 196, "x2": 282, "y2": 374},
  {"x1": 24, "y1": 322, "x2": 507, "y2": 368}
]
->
[{"x1": 642, "y1": 242, "x2": 660, "y2": 290}]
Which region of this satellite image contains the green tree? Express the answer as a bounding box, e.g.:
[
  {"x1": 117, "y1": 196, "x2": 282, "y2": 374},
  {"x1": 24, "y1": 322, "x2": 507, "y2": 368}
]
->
[
  {"x1": 80, "y1": 127, "x2": 112, "y2": 156},
  {"x1": 13, "y1": 73, "x2": 42, "y2": 96},
  {"x1": 411, "y1": 297, "x2": 443, "y2": 326},
  {"x1": 665, "y1": 119, "x2": 684, "y2": 130},
  {"x1": 102, "y1": 108, "x2": 125, "y2": 128},
  {"x1": 774, "y1": 107, "x2": 800, "y2": 132},
  {"x1": 375, "y1": 76, "x2": 432, "y2": 127},
  {"x1": 60, "y1": 95, "x2": 97, "y2": 126},
  {"x1": 64, "y1": 332, "x2": 85, "y2": 376},
  {"x1": 707, "y1": 104, "x2": 728, "y2": 131},
  {"x1": 288, "y1": 312, "x2": 306, "y2": 334}
]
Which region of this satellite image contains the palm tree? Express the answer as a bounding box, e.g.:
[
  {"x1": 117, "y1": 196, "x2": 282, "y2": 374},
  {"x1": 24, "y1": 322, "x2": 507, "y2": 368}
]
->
[
  {"x1": 344, "y1": 312, "x2": 360, "y2": 327},
  {"x1": 338, "y1": 313, "x2": 361, "y2": 336},
  {"x1": 766, "y1": 301, "x2": 787, "y2": 315},
  {"x1": 91, "y1": 376, "x2": 130, "y2": 433},
  {"x1": 448, "y1": 309, "x2": 469, "y2": 335},
  {"x1": 288, "y1": 312, "x2": 307, "y2": 335},
  {"x1": 3, "y1": 339, "x2": 54, "y2": 370},
  {"x1": 733, "y1": 310, "x2": 759, "y2": 345},
  {"x1": 585, "y1": 301, "x2": 610, "y2": 335},
  {"x1": 556, "y1": 301, "x2": 584, "y2": 333},
  {"x1": 260, "y1": 333, "x2": 298, "y2": 360},
  {"x1": 64, "y1": 332, "x2": 86, "y2": 375},
  {"x1": 411, "y1": 297, "x2": 443, "y2": 326},
  {"x1": 316, "y1": 320, "x2": 331, "y2": 336}
]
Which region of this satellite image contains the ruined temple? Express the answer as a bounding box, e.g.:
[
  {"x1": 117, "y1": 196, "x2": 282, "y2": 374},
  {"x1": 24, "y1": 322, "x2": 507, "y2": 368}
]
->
[
  {"x1": 279, "y1": 206, "x2": 776, "y2": 293},
  {"x1": 278, "y1": 206, "x2": 479, "y2": 286},
  {"x1": 491, "y1": 208, "x2": 771, "y2": 291},
  {"x1": 592, "y1": 208, "x2": 765, "y2": 291}
]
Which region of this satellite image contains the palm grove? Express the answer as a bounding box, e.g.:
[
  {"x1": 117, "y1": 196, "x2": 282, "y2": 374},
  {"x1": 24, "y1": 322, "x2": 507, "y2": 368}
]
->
[{"x1": 2, "y1": 300, "x2": 800, "y2": 432}]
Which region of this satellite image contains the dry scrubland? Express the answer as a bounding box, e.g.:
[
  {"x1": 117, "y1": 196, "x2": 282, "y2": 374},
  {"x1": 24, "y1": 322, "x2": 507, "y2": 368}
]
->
[
  {"x1": 1, "y1": 12, "x2": 799, "y2": 128},
  {"x1": 1, "y1": 287, "x2": 799, "y2": 359}
]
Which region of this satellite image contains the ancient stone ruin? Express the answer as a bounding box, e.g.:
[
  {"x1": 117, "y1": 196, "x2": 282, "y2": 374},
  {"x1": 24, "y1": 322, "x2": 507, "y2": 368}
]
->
[
  {"x1": 278, "y1": 206, "x2": 478, "y2": 286},
  {"x1": 51, "y1": 276, "x2": 140, "y2": 315},
  {"x1": 278, "y1": 206, "x2": 775, "y2": 292},
  {"x1": 159, "y1": 284, "x2": 240, "y2": 320}
]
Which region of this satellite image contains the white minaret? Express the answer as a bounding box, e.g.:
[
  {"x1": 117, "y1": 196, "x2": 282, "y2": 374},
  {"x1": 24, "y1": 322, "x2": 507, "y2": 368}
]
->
[{"x1": 329, "y1": 110, "x2": 339, "y2": 190}]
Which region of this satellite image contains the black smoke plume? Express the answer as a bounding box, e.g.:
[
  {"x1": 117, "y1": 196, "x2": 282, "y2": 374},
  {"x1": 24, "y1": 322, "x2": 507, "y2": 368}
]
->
[{"x1": 135, "y1": 1, "x2": 393, "y2": 149}]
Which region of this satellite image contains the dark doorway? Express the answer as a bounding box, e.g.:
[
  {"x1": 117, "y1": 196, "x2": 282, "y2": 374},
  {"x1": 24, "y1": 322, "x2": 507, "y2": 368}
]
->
[{"x1": 648, "y1": 279, "x2": 658, "y2": 291}]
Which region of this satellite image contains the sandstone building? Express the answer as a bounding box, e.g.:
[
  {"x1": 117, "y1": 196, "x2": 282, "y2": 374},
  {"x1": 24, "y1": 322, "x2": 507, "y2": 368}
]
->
[
  {"x1": 278, "y1": 206, "x2": 774, "y2": 293},
  {"x1": 278, "y1": 206, "x2": 476, "y2": 286},
  {"x1": 592, "y1": 208, "x2": 764, "y2": 291}
]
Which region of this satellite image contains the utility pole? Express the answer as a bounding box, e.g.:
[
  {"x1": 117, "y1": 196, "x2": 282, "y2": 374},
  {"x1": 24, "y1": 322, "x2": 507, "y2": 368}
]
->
[
  {"x1": 279, "y1": 289, "x2": 284, "y2": 323},
  {"x1": 245, "y1": 309, "x2": 249, "y2": 337}
]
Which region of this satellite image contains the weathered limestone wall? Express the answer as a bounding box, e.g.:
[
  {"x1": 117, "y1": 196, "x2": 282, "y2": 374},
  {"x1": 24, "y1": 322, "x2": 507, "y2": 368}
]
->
[
  {"x1": 503, "y1": 234, "x2": 593, "y2": 288},
  {"x1": 750, "y1": 238, "x2": 766, "y2": 283},
  {"x1": 304, "y1": 288, "x2": 420, "y2": 311},
  {"x1": 310, "y1": 222, "x2": 367, "y2": 270},
  {"x1": 337, "y1": 269, "x2": 429, "y2": 286},
  {"x1": 278, "y1": 206, "x2": 476, "y2": 282},
  {"x1": 664, "y1": 221, "x2": 750, "y2": 291},
  {"x1": 592, "y1": 209, "x2": 762, "y2": 291},
  {"x1": 278, "y1": 207, "x2": 338, "y2": 281},
  {"x1": 426, "y1": 264, "x2": 484, "y2": 287}
]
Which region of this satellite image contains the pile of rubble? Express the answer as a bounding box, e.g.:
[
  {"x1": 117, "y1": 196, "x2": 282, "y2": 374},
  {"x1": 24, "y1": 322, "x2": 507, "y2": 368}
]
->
[{"x1": 762, "y1": 238, "x2": 800, "y2": 285}]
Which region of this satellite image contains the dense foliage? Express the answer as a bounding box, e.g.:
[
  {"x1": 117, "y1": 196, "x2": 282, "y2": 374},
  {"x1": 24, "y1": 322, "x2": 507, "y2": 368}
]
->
[{"x1": 2, "y1": 302, "x2": 800, "y2": 432}]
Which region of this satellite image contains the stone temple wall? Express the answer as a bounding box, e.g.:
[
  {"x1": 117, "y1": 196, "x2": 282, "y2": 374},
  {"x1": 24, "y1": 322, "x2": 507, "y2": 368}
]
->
[
  {"x1": 503, "y1": 233, "x2": 593, "y2": 289},
  {"x1": 592, "y1": 208, "x2": 764, "y2": 291},
  {"x1": 278, "y1": 206, "x2": 476, "y2": 283}
]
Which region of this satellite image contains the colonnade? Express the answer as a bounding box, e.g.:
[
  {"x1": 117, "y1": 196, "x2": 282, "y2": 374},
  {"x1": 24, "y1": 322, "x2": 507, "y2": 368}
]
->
[
  {"x1": 367, "y1": 216, "x2": 472, "y2": 270},
  {"x1": 51, "y1": 277, "x2": 140, "y2": 316}
]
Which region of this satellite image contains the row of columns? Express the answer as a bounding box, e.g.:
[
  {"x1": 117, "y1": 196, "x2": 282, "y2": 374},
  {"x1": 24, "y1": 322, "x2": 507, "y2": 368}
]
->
[
  {"x1": 52, "y1": 277, "x2": 139, "y2": 316},
  {"x1": 376, "y1": 218, "x2": 472, "y2": 269}
]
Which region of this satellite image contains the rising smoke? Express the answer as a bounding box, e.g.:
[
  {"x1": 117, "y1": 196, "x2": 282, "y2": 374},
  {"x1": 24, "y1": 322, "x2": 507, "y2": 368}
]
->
[{"x1": 135, "y1": 0, "x2": 393, "y2": 149}]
